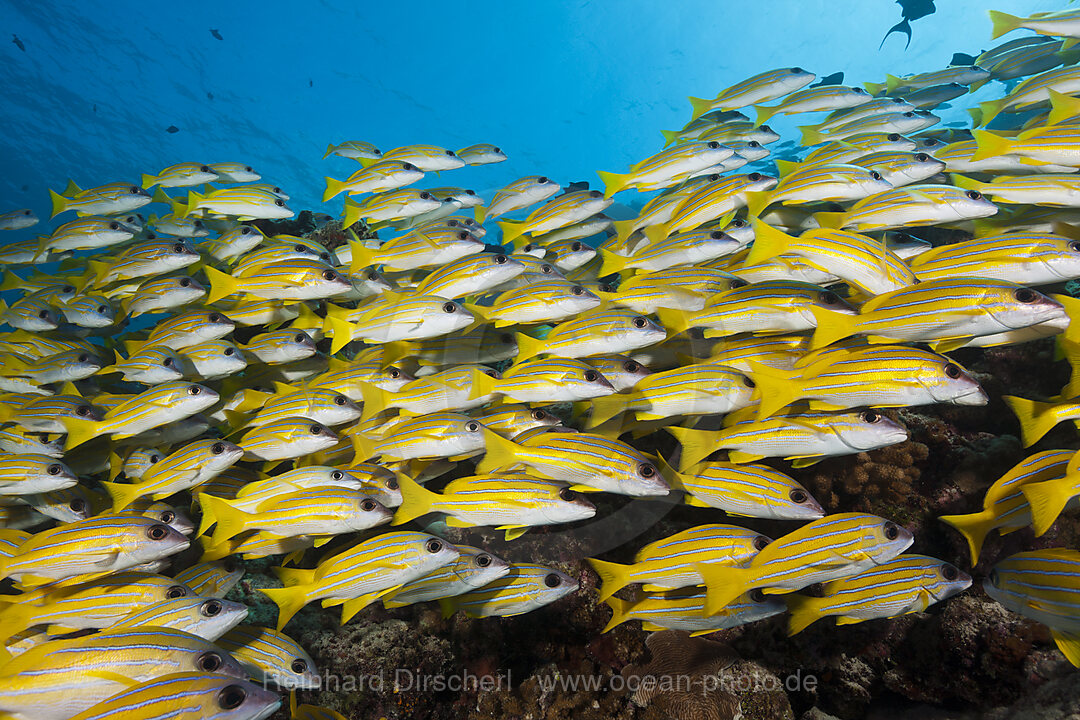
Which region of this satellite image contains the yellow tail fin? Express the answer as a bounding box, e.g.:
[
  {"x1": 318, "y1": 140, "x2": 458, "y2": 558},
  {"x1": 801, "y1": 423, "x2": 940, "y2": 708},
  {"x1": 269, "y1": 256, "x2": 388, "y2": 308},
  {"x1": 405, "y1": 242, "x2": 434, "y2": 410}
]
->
[
  {"x1": 497, "y1": 220, "x2": 526, "y2": 246},
  {"x1": 808, "y1": 306, "x2": 861, "y2": 351},
  {"x1": 666, "y1": 426, "x2": 718, "y2": 471},
  {"x1": 785, "y1": 594, "x2": 824, "y2": 636},
  {"x1": 596, "y1": 170, "x2": 630, "y2": 198},
  {"x1": 475, "y1": 429, "x2": 524, "y2": 474},
  {"x1": 970, "y1": 129, "x2": 1012, "y2": 163},
  {"x1": 799, "y1": 125, "x2": 829, "y2": 147},
  {"x1": 587, "y1": 558, "x2": 633, "y2": 603},
  {"x1": 48, "y1": 189, "x2": 68, "y2": 219},
  {"x1": 697, "y1": 562, "x2": 753, "y2": 616},
  {"x1": 1047, "y1": 89, "x2": 1080, "y2": 126},
  {"x1": 688, "y1": 96, "x2": 716, "y2": 121},
  {"x1": 938, "y1": 509, "x2": 998, "y2": 565},
  {"x1": 743, "y1": 218, "x2": 792, "y2": 266},
  {"x1": 100, "y1": 480, "x2": 147, "y2": 513},
  {"x1": 1051, "y1": 629, "x2": 1080, "y2": 668},
  {"x1": 204, "y1": 266, "x2": 240, "y2": 305},
  {"x1": 1002, "y1": 395, "x2": 1063, "y2": 447},
  {"x1": 601, "y1": 595, "x2": 632, "y2": 633},
  {"x1": 260, "y1": 585, "x2": 311, "y2": 630},
  {"x1": 323, "y1": 177, "x2": 346, "y2": 202},
  {"x1": 754, "y1": 104, "x2": 780, "y2": 127},
  {"x1": 598, "y1": 249, "x2": 631, "y2": 278},
  {"x1": 512, "y1": 332, "x2": 546, "y2": 363},
  {"x1": 391, "y1": 474, "x2": 440, "y2": 525},
  {"x1": 1021, "y1": 478, "x2": 1074, "y2": 537},
  {"x1": 988, "y1": 10, "x2": 1020, "y2": 40}
]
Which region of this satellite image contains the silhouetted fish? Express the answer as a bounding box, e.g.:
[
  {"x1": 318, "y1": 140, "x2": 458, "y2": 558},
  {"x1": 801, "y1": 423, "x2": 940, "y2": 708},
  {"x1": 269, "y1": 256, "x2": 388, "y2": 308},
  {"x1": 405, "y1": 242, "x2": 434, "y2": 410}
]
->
[
  {"x1": 811, "y1": 72, "x2": 845, "y2": 87},
  {"x1": 951, "y1": 52, "x2": 979, "y2": 66},
  {"x1": 166, "y1": 126, "x2": 180, "y2": 134},
  {"x1": 210, "y1": 28, "x2": 223, "y2": 40},
  {"x1": 12, "y1": 34, "x2": 25, "y2": 52},
  {"x1": 880, "y1": 0, "x2": 936, "y2": 50}
]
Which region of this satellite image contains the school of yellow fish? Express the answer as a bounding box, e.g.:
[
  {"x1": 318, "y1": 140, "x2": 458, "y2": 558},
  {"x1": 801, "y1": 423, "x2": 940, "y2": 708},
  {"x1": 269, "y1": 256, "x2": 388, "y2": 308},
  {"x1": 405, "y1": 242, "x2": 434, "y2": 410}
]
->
[{"x1": 3, "y1": 6, "x2": 1080, "y2": 719}]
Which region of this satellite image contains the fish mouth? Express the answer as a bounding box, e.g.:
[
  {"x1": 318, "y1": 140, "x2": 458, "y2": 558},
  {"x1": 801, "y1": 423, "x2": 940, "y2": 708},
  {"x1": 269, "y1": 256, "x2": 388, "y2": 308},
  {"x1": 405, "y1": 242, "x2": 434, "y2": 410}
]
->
[{"x1": 951, "y1": 385, "x2": 989, "y2": 406}]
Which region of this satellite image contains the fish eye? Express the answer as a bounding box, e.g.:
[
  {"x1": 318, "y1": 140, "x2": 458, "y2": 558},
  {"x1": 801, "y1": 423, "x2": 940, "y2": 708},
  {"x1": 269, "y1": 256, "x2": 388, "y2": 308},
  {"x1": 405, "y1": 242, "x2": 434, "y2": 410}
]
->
[
  {"x1": 466, "y1": 421, "x2": 480, "y2": 432},
  {"x1": 887, "y1": 133, "x2": 901, "y2": 141},
  {"x1": 63, "y1": 285, "x2": 75, "y2": 293},
  {"x1": 854, "y1": 87, "x2": 867, "y2": 94},
  {"x1": 109, "y1": 221, "x2": 120, "y2": 230},
  {"x1": 883, "y1": 521, "x2": 900, "y2": 540},
  {"x1": 163, "y1": 358, "x2": 174, "y2": 367},
  {"x1": 623, "y1": 361, "x2": 640, "y2": 373},
  {"x1": 638, "y1": 463, "x2": 656, "y2": 477},
  {"x1": 989, "y1": 569, "x2": 1000, "y2": 587},
  {"x1": 179, "y1": 277, "x2": 191, "y2": 287},
  {"x1": 749, "y1": 588, "x2": 767, "y2": 602},
  {"x1": 38, "y1": 310, "x2": 50, "y2": 319},
  {"x1": 523, "y1": 244, "x2": 536, "y2": 252},
  {"x1": 420, "y1": 192, "x2": 432, "y2": 200},
  {"x1": 334, "y1": 394, "x2": 347, "y2": 406},
  {"x1": 173, "y1": 242, "x2": 185, "y2": 253},
  {"x1": 942, "y1": 564, "x2": 960, "y2": 581},
  {"x1": 22, "y1": 210, "x2": 30, "y2": 215},
  {"x1": 160, "y1": 510, "x2": 175, "y2": 523},
  {"x1": 1014, "y1": 287, "x2": 1038, "y2": 303},
  {"x1": 201, "y1": 599, "x2": 223, "y2": 616},
  {"x1": 244, "y1": 166, "x2": 253, "y2": 172},
  {"x1": 559, "y1": 487, "x2": 577, "y2": 501},
  {"x1": 571, "y1": 285, "x2": 585, "y2": 296},
  {"x1": 403, "y1": 162, "x2": 418, "y2": 171},
  {"x1": 730, "y1": 278, "x2": 749, "y2": 289},
  {"x1": 748, "y1": 172, "x2": 763, "y2": 182},
  {"x1": 475, "y1": 553, "x2": 493, "y2": 568},
  {"x1": 902, "y1": 112, "x2": 915, "y2": 118},
  {"x1": 425, "y1": 538, "x2": 443, "y2": 553},
  {"x1": 294, "y1": 244, "x2": 307, "y2": 252},
  {"x1": 760, "y1": 125, "x2": 773, "y2": 133},
  {"x1": 274, "y1": 199, "x2": 285, "y2": 207},
  {"x1": 541, "y1": 264, "x2": 555, "y2": 274},
  {"x1": 212, "y1": 442, "x2": 225, "y2": 454},
  {"x1": 47, "y1": 463, "x2": 62, "y2": 475},
  {"x1": 240, "y1": 227, "x2": 252, "y2": 234},
  {"x1": 544, "y1": 573, "x2": 562, "y2": 588},
  {"x1": 707, "y1": 141, "x2": 720, "y2": 149},
  {"x1": 532, "y1": 409, "x2": 548, "y2": 420},
  {"x1": 632, "y1": 316, "x2": 647, "y2": 328},
  {"x1": 388, "y1": 368, "x2": 401, "y2": 379},
  {"x1": 96, "y1": 304, "x2": 107, "y2": 313},
  {"x1": 217, "y1": 686, "x2": 247, "y2": 711},
  {"x1": 789, "y1": 488, "x2": 808, "y2": 504},
  {"x1": 742, "y1": 375, "x2": 756, "y2": 388},
  {"x1": 708, "y1": 174, "x2": 720, "y2": 181},
  {"x1": 361, "y1": 498, "x2": 378, "y2": 511},
  {"x1": 943, "y1": 362, "x2": 962, "y2": 379},
  {"x1": 309, "y1": 424, "x2": 322, "y2": 434},
  {"x1": 589, "y1": 190, "x2": 603, "y2": 198},
  {"x1": 710, "y1": 231, "x2": 724, "y2": 239},
  {"x1": 790, "y1": 67, "x2": 804, "y2": 73},
  {"x1": 494, "y1": 254, "x2": 508, "y2": 264},
  {"x1": 964, "y1": 189, "x2": 984, "y2": 201},
  {"x1": 223, "y1": 347, "x2": 235, "y2": 356},
  {"x1": 208, "y1": 313, "x2": 222, "y2": 322},
  {"x1": 167, "y1": 585, "x2": 187, "y2": 599},
  {"x1": 747, "y1": 141, "x2": 761, "y2": 148},
  {"x1": 366, "y1": 269, "x2": 379, "y2": 280},
  {"x1": 147, "y1": 524, "x2": 169, "y2": 540},
  {"x1": 753, "y1": 535, "x2": 770, "y2": 551},
  {"x1": 322, "y1": 270, "x2": 338, "y2": 281},
  {"x1": 538, "y1": 176, "x2": 549, "y2": 184},
  {"x1": 1070, "y1": 240, "x2": 1080, "y2": 254},
  {"x1": 150, "y1": 454, "x2": 161, "y2": 463},
  {"x1": 484, "y1": 369, "x2": 499, "y2": 378},
  {"x1": 914, "y1": 153, "x2": 930, "y2": 162},
  {"x1": 570, "y1": 242, "x2": 582, "y2": 252},
  {"x1": 223, "y1": 557, "x2": 239, "y2": 573},
  {"x1": 584, "y1": 370, "x2": 599, "y2": 382},
  {"x1": 870, "y1": 171, "x2": 883, "y2": 181},
  {"x1": 820, "y1": 291, "x2": 840, "y2": 305},
  {"x1": 130, "y1": 186, "x2": 140, "y2": 193},
  {"x1": 442, "y1": 302, "x2": 457, "y2": 313},
  {"x1": 860, "y1": 410, "x2": 881, "y2": 423},
  {"x1": 78, "y1": 353, "x2": 89, "y2": 362},
  {"x1": 187, "y1": 386, "x2": 202, "y2": 395},
  {"x1": 465, "y1": 189, "x2": 476, "y2": 196},
  {"x1": 75, "y1": 405, "x2": 92, "y2": 416},
  {"x1": 70, "y1": 498, "x2": 86, "y2": 512},
  {"x1": 446, "y1": 150, "x2": 456, "y2": 156},
  {"x1": 500, "y1": 333, "x2": 515, "y2": 344},
  {"x1": 386, "y1": 477, "x2": 398, "y2": 490},
  {"x1": 458, "y1": 231, "x2": 469, "y2": 240}
]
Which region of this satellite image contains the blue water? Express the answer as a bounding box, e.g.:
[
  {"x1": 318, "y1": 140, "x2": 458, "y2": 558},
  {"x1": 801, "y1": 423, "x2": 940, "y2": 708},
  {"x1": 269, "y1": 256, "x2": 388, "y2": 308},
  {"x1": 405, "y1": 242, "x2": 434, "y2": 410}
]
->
[{"x1": 0, "y1": 0, "x2": 1057, "y2": 222}]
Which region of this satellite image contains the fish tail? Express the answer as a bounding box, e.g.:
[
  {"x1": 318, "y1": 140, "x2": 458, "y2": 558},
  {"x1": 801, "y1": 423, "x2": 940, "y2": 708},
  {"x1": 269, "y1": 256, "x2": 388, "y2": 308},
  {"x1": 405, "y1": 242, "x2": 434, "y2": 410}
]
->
[
  {"x1": 812, "y1": 211, "x2": 845, "y2": 229},
  {"x1": 977, "y1": 99, "x2": 1004, "y2": 127},
  {"x1": 340, "y1": 590, "x2": 385, "y2": 624},
  {"x1": 596, "y1": 170, "x2": 629, "y2": 198},
  {"x1": 808, "y1": 305, "x2": 860, "y2": 350},
  {"x1": 1022, "y1": 478, "x2": 1073, "y2": 537},
  {"x1": 641, "y1": 222, "x2": 670, "y2": 246},
  {"x1": 1051, "y1": 629, "x2": 1080, "y2": 668},
  {"x1": 743, "y1": 218, "x2": 793, "y2": 267},
  {"x1": 939, "y1": 509, "x2": 998, "y2": 565},
  {"x1": 697, "y1": 562, "x2": 752, "y2": 616},
  {"x1": 585, "y1": 394, "x2": 630, "y2": 430},
  {"x1": 204, "y1": 265, "x2": 239, "y2": 305},
  {"x1": 0, "y1": 271, "x2": 23, "y2": 293},
  {"x1": 347, "y1": 239, "x2": 377, "y2": 276},
  {"x1": 48, "y1": 189, "x2": 67, "y2": 219},
  {"x1": 260, "y1": 585, "x2": 311, "y2": 630},
  {"x1": 326, "y1": 315, "x2": 357, "y2": 355},
  {"x1": 660, "y1": 128, "x2": 682, "y2": 147},
  {"x1": 200, "y1": 494, "x2": 249, "y2": 544},
  {"x1": 273, "y1": 566, "x2": 317, "y2": 587},
  {"x1": 598, "y1": 248, "x2": 630, "y2": 278},
  {"x1": 971, "y1": 129, "x2": 1012, "y2": 162},
  {"x1": 198, "y1": 534, "x2": 233, "y2": 561},
  {"x1": 60, "y1": 416, "x2": 106, "y2": 450},
  {"x1": 747, "y1": 360, "x2": 801, "y2": 421},
  {"x1": 179, "y1": 191, "x2": 202, "y2": 219},
  {"x1": 323, "y1": 176, "x2": 345, "y2": 202},
  {"x1": 988, "y1": 10, "x2": 1020, "y2": 40},
  {"x1": 99, "y1": 480, "x2": 146, "y2": 513},
  {"x1": 497, "y1": 220, "x2": 525, "y2": 246},
  {"x1": 587, "y1": 558, "x2": 633, "y2": 603},
  {"x1": 342, "y1": 198, "x2": 362, "y2": 229},
  {"x1": 601, "y1": 595, "x2": 632, "y2": 633},
  {"x1": 612, "y1": 218, "x2": 638, "y2": 244},
  {"x1": 63, "y1": 178, "x2": 81, "y2": 196},
  {"x1": 391, "y1": 473, "x2": 439, "y2": 525},
  {"x1": 1002, "y1": 395, "x2": 1062, "y2": 447},
  {"x1": 687, "y1": 96, "x2": 715, "y2": 121},
  {"x1": 323, "y1": 143, "x2": 336, "y2": 158},
  {"x1": 358, "y1": 381, "x2": 390, "y2": 422},
  {"x1": 1048, "y1": 89, "x2": 1080, "y2": 126},
  {"x1": 753, "y1": 104, "x2": 779, "y2": 127},
  {"x1": 798, "y1": 124, "x2": 828, "y2": 147},
  {"x1": 468, "y1": 366, "x2": 498, "y2": 401},
  {"x1": 655, "y1": 307, "x2": 691, "y2": 336},
  {"x1": 476, "y1": 429, "x2": 522, "y2": 474},
  {"x1": 356, "y1": 157, "x2": 378, "y2": 168},
  {"x1": 512, "y1": 332, "x2": 545, "y2": 363},
  {"x1": 863, "y1": 81, "x2": 886, "y2": 96},
  {"x1": 140, "y1": 173, "x2": 157, "y2": 189},
  {"x1": 743, "y1": 190, "x2": 774, "y2": 219},
  {"x1": 884, "y1": 74, "x2": 904, "y2": 94},
  {"x1": 785, "y1": 594, "x2": 824, "y2": 636},
  {"x1": 666, "y1": 425, "x2": 717, "y2": 471},
  {"x1": 351, "y1": 432, "x2": 377, "y2": 463},
  {"x1": 473, "y1": 205, "x2": 487, "y2": 224}
]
